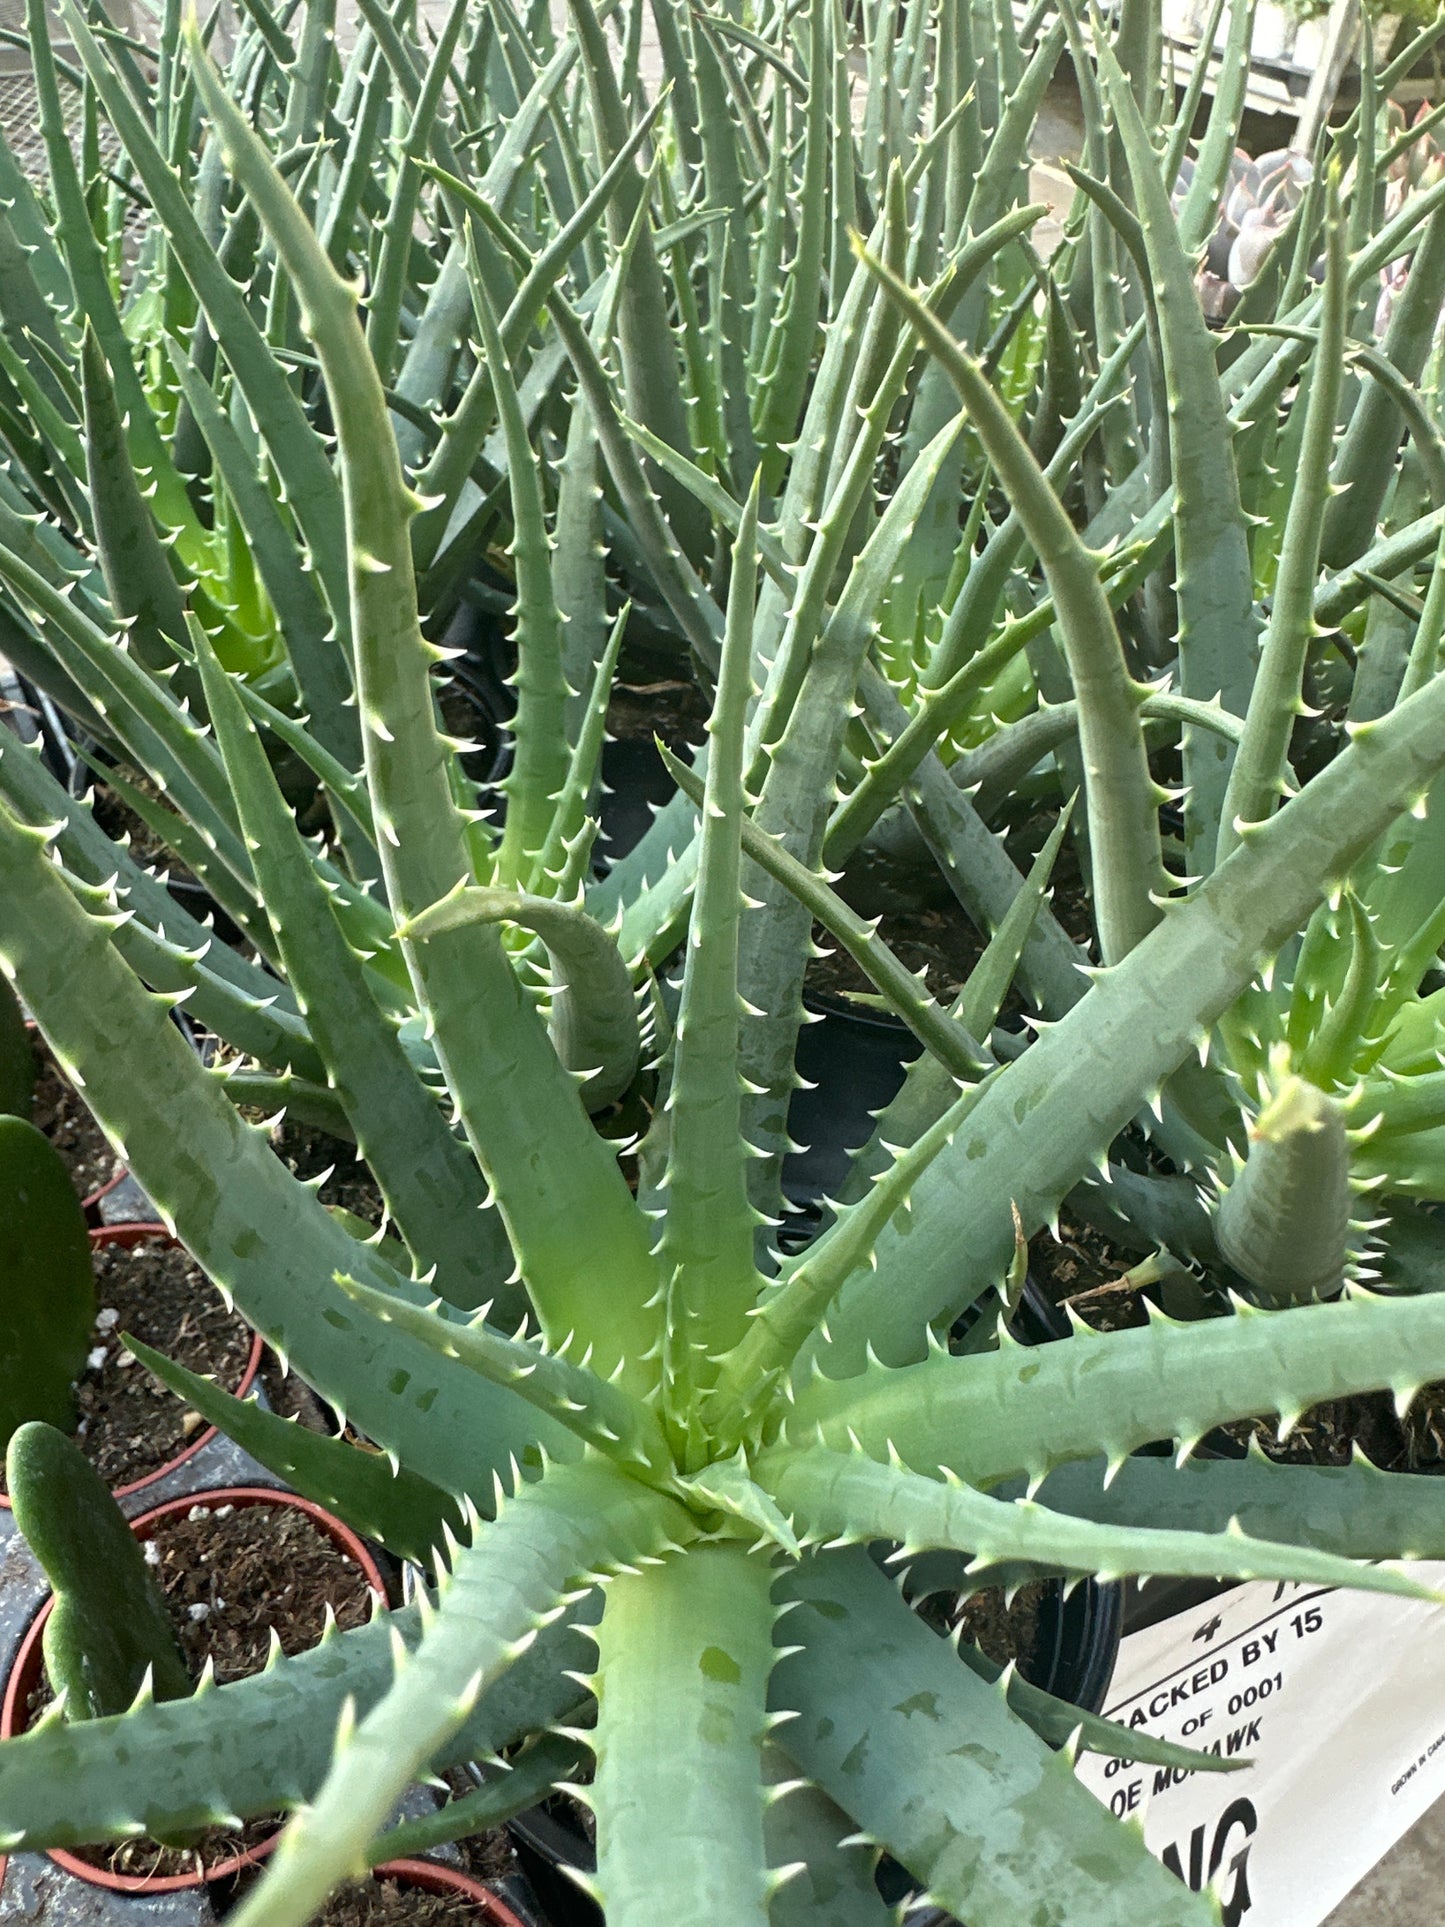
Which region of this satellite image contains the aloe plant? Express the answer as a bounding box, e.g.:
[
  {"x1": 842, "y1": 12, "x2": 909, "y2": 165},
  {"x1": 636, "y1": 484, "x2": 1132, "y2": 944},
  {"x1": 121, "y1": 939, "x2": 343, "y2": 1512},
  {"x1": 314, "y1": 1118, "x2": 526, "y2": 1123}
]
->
[{"x1": 10, "y1": 0, "x2": 1445, "y2": 1922}]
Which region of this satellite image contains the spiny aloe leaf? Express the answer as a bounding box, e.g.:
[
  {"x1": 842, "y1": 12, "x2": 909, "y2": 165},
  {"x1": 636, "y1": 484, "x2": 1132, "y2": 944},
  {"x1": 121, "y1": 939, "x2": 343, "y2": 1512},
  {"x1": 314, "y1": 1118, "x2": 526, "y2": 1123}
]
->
[
  {"x1": 1094, "y1": 30, "x2": 1256, "y2": 882},
  {"x1": 855, "y1": 244, "x2": 1166, "y2": 964},
  {"x1": 0, "y1": 801, "x2": 568, "y2": 1492},
  {"x1": 335, "y1": 1276, "x2": 670, "y2": 1474},
  {"x1": 737, "y1": 405, "x2": 965, "y2": 1235},
  {"x1": 195, "y1": 633, "x2": 514, "y2": 1314},
  {"x1": 187, "y1": 33, "x2": 664, "y2": 1388},
  {"x1": 467, "y1": 272, "x2": 572, "y2": 892},
  {"x1": 55, "y1": 0, "x2": 351, "y2": 644},
  {"x1": 751, "y1": 0, "x2": 828, "y2": 494},
  {"x1": 710, "y1": 1076, "x2": 996, "y2": 1446},
  {"x1": 532, "y1": 605, "x2": 627, "y2": 903},
  {"x1": 849, "y1": 664, "x2": 1090, "y2": 1020},
  {"x1": 1165, "y1": 0, "x2": 1246, "y2": 243},
  {"x1": 366, "y1": 1732, "x2": 581, "y2": 1865},
  {"x1": 0, "y1": 734, "x2": 320, "y2": 1076},
  {"x1": 813, "y1": 627, "x2": 1445, "y2": 1372},
  {"x1": 660, "y1": 742, "x2": 988, "y2": 1082},
  {"x1": 0, "y1": 1592, "x2": 590, "y2": 1851},
  {"x1": 126, "y1": 1336, "x2": 464, "y2": 1566},
  {"x1": 1218, "y1": 171, "x2": 1347, "y2": 865},
  {"x1": 1324, "y1": 199, "x2": 1445, "y2": 569},
  {"x1": 836, "y1": 802, "x2": 1075, "y2": 1206},
  {"x1": 592, "y1": 1544, "x2": 778, "y2": 1927},
  {"x1": 92, "y1": 763, "x2": 271, "y2": 963},
  {"x1": 659, "y1": 480, "x2": 762, "y2": 1423},
  {"x1": 760, "y1": 1443, "x2": 1438, "y2": 1601},
  {"x1": 773, "y1": 1549, "x2": 1214, "y2": 1927},
  {"x1": 1030, "y1": 1444, "x2": 1445, "y2": 1564},
  {"x1": 953, "y1": 1641, "x2": 1245, "y2": 1776},
  {"x1": 1215, "y1": 1075, "x2": 1353, "y2": 1306},
  {"x1": 164, "y1": 347, "x2": 357, "y2": 768},
  {"x1": 793, "y1": 1285, "x2": 1445, "y2": 1492},
  {"x1": 228, "y1": 1460, "x2": 694, "y2": 1927},
  {"x1": 0, "y1": 547, "x2": 250, "y2": 889},
  {"x1": 78, "y1": 326, "x2": 193, "y2": 682},
  {"x1": 413, "y1": 92, "x2": 669, "y2": 570},
  {"x1": 365, "y1": 0, "x2": 469, "y2": 385},
  {"x1": 23, "y1": 0, "x2": 197, "y2": 543},
  {"x1": 400, "y1": 885, "x2": 640, "y2": 1111},
  {"x1": 764, "y1": 1755, "x2": 896, "y2": 1927}
]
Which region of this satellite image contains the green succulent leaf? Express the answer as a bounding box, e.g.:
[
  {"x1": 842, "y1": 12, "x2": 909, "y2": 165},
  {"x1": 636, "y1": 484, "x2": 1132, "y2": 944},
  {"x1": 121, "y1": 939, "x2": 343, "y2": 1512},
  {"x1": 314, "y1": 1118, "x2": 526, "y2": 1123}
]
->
[
  {"x1": 0, "y1": 1118, "x2": 92, "y2": 1449},
  {"x1": 8, "y1": 1422, "x2": 191, "y2": 1720},
  {"x1": 774, "y1": 1550, "x2": 1214, "y2": 1927}
]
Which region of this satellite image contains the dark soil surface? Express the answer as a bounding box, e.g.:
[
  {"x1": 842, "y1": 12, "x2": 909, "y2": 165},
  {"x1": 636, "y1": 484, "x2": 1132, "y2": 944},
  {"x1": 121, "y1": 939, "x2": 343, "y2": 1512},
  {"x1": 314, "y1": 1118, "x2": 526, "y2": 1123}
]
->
[
  {"x1": 0, "y1": 1238, "x2": 253, "y2": 1493},
  {"x1": 258, "y1": 1354, "x2": 336, "y2": 1434},
  {"x1": 30, "y1": 1033, "x2": 121, "y2": 1201},
  {"x1": 806, "y1": 896, "x2": 1008, "y2": 1009},
  {"x1": 442, "y1": 1768, "x2": 522, "y2": 1886},
  {"x1": 605, "y1": 679, "x2": 708, "y2": 749},
  {"x1": 89, "y1": 770, "x2": 195, "y2": 881},
  {"x1": 302, "y1": 1876, "x2": 502, "y2": 1927},
  {"x1": 267, "y1": 1118, "x2": 386, "y2": 1229},
  {"x1": 154, "y1": 1502, "x2": 374, "y2": 1680},
  {"x1": 1029, "y1": 1211, "x2": 1147, "y2": 1333},
  {"x1": 948, "y1": 1580, "x2": 1048, "y2": 1675},
  {"x1": 1223, "y1": 1388, "x2": 1445, "y2": 1473},
  {"x1": 32, "y1": 1500, "x2": 375, "y2": 1882}
]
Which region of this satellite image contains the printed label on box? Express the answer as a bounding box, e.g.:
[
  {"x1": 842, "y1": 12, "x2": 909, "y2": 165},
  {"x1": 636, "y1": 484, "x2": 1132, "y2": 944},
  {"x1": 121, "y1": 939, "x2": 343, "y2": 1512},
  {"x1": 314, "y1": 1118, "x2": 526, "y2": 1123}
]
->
[{"x1": 1074, "y1": 1568, "x2": 1445, "y2": 1926}]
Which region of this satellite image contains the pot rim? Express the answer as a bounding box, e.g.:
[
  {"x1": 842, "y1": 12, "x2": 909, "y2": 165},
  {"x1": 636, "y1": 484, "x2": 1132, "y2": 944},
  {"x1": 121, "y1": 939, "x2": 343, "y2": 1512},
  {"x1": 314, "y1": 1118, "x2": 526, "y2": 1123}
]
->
[
  {"x1": 0, "y1": 1223, "x2": 264, "y2": 1511},
  {"x1": 373, "y1": 1856, "x2": 532, "y2": 1925},
  {"x1": 1, "y1": 1484, "x2": 387, "y2": 1892}
]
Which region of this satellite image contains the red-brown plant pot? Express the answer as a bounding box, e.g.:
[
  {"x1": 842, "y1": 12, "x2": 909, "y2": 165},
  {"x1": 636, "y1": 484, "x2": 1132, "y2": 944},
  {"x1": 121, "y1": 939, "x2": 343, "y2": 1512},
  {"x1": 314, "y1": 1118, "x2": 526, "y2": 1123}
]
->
[
  {"x1": 0, "y1": 1224, "x2": 264, "y2": 1512},
  {"x1": 372, "y1": 1858, "x2": 531, "y2": 1925},
  {"x1": 81, "y1": 1166, "x2": 128, "y2": 1220},
  {"x1": 0, "y1": 1486, "x2": 388, "y2": 1892}
]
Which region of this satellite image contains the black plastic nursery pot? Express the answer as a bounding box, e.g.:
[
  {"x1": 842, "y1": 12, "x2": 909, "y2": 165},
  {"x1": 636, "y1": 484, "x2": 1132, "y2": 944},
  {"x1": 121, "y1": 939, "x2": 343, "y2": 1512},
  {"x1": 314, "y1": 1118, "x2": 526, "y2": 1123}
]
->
[
  {"x1": 0, "y1": 1486, "x2": 388, "y2": 1894},
  {"x1": 782, "y1": 992, "x2": 924, "y2": 1213}
]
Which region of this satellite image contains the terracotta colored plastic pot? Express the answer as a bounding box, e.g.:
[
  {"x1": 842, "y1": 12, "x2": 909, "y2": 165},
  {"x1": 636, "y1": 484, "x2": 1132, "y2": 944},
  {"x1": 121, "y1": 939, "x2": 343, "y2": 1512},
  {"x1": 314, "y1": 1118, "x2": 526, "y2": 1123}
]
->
[
  {"x1": 1, "y1": 1485, "x2": 388, "y2": 1892},
  {"x1": 372, "y1": 1857, "x2": 531, "y2": 1925},
  {"x1": 81, "y1": 1165, "x2": 128, "y2": 1219},
  {"x1": 0, "y1": 1224, "x2": 263, "y2": 1511}
]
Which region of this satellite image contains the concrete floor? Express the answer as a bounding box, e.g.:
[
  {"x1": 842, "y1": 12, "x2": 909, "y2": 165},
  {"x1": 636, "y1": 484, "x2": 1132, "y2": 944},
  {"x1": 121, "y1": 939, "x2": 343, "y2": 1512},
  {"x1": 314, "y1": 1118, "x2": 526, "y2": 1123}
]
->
[{"x1": 1324, "y1": 1793, "x2": 1445, "y2": 1924}]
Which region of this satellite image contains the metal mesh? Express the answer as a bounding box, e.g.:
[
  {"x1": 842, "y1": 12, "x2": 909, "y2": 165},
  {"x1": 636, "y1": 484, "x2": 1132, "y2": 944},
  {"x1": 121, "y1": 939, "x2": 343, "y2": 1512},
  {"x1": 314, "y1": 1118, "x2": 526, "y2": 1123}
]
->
[
  {"x1": 0, "y1": 65, "x2": 142, "y2": 265},
  {"x1": 0, "y1": 72, "x2": 49, "y2": 182}
]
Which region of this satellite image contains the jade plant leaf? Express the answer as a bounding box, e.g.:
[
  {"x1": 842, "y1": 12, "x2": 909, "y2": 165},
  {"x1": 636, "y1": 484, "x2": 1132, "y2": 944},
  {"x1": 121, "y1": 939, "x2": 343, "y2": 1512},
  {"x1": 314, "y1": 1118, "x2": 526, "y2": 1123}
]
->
[
  {"x1": 0, "y1": 1117, "x2": 93, "y2": 1447},
  {"x1": 0, "y1": 980, "x2": 30, "y2": 1118},
  {"x1": 7, "y1": 1422, "x2": 191, "y2": 1719}
]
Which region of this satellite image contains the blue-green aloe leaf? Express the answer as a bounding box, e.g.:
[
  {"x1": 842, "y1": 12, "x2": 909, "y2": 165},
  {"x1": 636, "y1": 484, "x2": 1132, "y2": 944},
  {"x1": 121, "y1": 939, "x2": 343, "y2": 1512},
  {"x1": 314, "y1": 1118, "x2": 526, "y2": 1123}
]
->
[{"x1": 773, "y1": 1549, "x2": 1214, "y2": 1926}]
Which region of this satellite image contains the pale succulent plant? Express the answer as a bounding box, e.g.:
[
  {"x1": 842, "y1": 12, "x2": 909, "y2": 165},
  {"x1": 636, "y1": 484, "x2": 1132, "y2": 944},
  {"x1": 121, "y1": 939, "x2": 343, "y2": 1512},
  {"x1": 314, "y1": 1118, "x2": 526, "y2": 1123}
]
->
[{"x1": 10, "y1": 0, "x2": 1445, "y2": 1924}]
